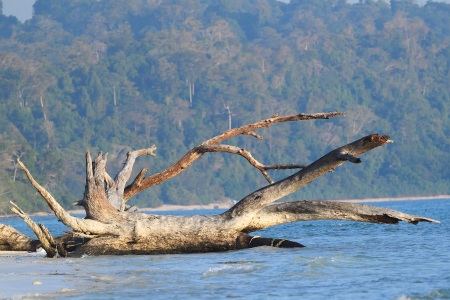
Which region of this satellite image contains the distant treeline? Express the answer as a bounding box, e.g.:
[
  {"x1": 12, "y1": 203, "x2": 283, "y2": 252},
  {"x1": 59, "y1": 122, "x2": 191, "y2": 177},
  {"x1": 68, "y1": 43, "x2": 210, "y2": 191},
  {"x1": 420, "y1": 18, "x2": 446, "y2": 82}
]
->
[{"x1": 0, "y1": 0, "x2": 449, "y2": 212}]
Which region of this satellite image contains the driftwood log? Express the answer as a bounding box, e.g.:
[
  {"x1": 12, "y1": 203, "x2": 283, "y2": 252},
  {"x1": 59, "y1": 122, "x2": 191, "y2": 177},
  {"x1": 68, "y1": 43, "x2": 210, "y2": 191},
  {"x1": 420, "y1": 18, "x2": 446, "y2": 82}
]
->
[{"x1": 0, "y1": 112, "x2": 438, "y2": 257}]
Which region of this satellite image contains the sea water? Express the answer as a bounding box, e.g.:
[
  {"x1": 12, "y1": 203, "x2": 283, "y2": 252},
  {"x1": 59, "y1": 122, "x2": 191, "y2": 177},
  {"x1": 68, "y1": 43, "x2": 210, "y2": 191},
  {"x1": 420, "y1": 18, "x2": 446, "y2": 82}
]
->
[{"x1": 0, "y1": 199, "x2": 449, "y2": 300}]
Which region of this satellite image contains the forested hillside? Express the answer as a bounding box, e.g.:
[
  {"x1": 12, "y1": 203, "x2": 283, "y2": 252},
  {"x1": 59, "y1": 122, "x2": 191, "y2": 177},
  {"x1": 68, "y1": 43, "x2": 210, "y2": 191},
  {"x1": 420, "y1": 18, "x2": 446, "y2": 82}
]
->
[{"x1": 0, "y1": 0, "x2": 449, "y2": 213}]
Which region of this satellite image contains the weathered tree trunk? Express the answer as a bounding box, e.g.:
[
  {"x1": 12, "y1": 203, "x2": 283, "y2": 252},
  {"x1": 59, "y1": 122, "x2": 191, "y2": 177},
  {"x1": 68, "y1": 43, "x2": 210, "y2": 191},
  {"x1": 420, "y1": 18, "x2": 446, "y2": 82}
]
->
[
  {"x1": 0, "y1": 112, "x2": 438, "y2": 257},
  {"x1": 0, "y1": 224, "x2": 39, "y2": 251}
]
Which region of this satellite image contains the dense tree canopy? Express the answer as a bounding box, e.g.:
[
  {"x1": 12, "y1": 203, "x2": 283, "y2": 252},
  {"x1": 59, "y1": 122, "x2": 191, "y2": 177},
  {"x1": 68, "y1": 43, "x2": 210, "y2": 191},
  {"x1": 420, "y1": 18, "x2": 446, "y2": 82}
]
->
[{"x1": 0, "y1": 0, "x2": 449, "y2": 212}]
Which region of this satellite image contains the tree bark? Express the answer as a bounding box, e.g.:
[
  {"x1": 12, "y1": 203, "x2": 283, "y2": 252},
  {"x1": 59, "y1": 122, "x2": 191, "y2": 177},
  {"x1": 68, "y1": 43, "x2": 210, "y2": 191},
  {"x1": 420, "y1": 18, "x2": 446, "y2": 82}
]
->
[
  {"x1": 243, "y1": 200, "x2": 438, "y2": 233},
  {"x1": 0, "y1": 112, "x2": 438, "y2": 257},
  {"x1": 0, "y1": 224, "x2": 38, "y2": 251}
]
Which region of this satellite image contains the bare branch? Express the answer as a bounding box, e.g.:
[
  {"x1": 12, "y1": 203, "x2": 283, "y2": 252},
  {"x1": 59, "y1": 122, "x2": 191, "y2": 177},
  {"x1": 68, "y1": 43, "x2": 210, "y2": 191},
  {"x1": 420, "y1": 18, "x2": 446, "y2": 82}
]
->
[
  {"x1": 242, "y1": 131, "x2": 263, "y2": 139},
  {"x1": 38, "y1": 223, "x2": 55, "y2": 246},
  {"x1": 93, "y1": 152, "x2": 108, "y2": 186},
  {"x1": 243, "y1": 200, "x2": 440, "y2": 232},
  {"x1": 197, "y1": 144, "x2": 306, "y2": 184},
  {"x1": 264, "y1": 164, "x2": 307, "y2": 170},
  {"x1": 85, "y1": 149, "x2": 94, "y2": 187},
  {"x1": 124, "y1": 112, "x2": 343, "y2": 200},
  {"x1": 113, "y1": 146, "x2": 156, "y2": 210},
  {"x1": 116, "y1": 146, "x2": 157, "y2": 191},
  {"x1": 124, "y1": 168, "x2": 148, "y2": 203},
  {"x1": 222, "y1": 134, "x2": 392, "y2": 229},
  {"x1": 201, "y1": 112, "x2": 344, "y2": 146},
  {"x1": 10, "y1": 201, "x2": 56, "y2": 257},
  {"x1": 16, "y1": 159, "x2": 124, "y2": 236},
  {"x1": 38, "y1": 223, "x2": 68, "y2": 257}
]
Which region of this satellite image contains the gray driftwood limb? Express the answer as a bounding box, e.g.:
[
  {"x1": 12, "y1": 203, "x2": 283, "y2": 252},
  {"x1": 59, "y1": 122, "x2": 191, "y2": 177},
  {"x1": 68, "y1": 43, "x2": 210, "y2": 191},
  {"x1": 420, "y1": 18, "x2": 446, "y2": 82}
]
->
[{"x1": 243, "y1": 200, "x2": 439, "y2": 232}]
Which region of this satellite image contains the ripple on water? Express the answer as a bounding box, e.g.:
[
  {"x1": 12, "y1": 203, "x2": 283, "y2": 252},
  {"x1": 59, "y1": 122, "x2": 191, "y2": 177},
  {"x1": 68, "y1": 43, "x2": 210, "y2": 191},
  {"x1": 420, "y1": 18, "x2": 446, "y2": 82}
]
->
[{"x1": 202, "y1": 263, "x2": 266, "y2": 278}]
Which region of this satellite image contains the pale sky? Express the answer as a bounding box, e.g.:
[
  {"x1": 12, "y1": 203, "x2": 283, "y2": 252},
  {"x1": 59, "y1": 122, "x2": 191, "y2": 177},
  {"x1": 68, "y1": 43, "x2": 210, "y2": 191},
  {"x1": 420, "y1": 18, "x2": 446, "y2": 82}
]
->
[{"x1": 3, "y1": 0, "x2": 35, "y2": 22}]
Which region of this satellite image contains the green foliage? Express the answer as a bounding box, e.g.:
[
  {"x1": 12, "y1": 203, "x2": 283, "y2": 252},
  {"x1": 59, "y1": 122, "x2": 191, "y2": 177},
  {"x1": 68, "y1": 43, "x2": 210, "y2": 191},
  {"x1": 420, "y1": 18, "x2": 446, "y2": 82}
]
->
[{"x1": 0, "y1": 0, "x2": 449, "y2": 212}]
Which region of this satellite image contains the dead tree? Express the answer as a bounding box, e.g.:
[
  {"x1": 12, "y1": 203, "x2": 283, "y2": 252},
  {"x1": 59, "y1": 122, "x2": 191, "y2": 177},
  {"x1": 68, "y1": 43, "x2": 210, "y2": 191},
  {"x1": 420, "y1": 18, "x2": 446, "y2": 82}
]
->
[{"x1": 0, "y1": 112, "x2": 438, "y2": 257}]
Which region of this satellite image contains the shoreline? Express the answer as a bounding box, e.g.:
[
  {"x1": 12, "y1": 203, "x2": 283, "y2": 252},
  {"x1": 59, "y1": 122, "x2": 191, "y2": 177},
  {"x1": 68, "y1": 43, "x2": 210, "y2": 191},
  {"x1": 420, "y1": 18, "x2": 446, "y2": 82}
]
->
[{"x1": 1, "y1": 195, "x2": 449, "y2": 218}]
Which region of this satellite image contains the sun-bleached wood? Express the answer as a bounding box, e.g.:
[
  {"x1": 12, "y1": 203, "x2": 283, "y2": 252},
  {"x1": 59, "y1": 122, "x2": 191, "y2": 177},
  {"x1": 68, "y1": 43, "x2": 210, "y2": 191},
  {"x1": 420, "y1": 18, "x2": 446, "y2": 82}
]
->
[{"x1": 0, "y1": 112, "x2": 437, "y2": 257}]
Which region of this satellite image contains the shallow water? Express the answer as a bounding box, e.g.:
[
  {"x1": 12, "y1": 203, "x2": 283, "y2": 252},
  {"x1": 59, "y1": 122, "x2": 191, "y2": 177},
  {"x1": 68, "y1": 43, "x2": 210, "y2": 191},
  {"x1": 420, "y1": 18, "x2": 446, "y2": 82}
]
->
[{"x1": 0, "y1": 199, "x2": 449, "y2": 300}]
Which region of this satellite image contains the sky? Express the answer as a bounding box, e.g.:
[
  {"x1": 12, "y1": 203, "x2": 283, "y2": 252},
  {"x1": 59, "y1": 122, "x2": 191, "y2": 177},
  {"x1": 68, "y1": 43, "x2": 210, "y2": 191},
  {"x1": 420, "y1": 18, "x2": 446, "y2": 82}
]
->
[
  {"x1": 3, "y1": 0, "x2": 35, "y2": 22},
  {"x1": 2, "y1": 0, "x2": 450, "y2": 23}
]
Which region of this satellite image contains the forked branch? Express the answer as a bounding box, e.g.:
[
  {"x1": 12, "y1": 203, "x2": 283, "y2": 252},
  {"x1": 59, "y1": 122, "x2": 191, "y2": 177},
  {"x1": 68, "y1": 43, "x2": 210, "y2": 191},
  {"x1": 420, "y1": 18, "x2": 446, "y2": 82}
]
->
[
  {"x1": 222, "y1": 134, "x2": 392, "y2": 229},
  {"x1": 191, "y1": 144, "x2": 305, "y2": 184},
  {"x1": 10, "y1": 201, "x2": 56, "y2": 257},
  {"x1": 116, "y1": 146, "x2": 157, "y2": 189},
  {"x1": 16, "y1": 158, "x2": 124, "y2": 236},
  {"x1": 103, "y1": 146, "x2": 157, "y2": 210},
  {"x1": 124, "y1": 112, "x2": 343, "y2": 200}
]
